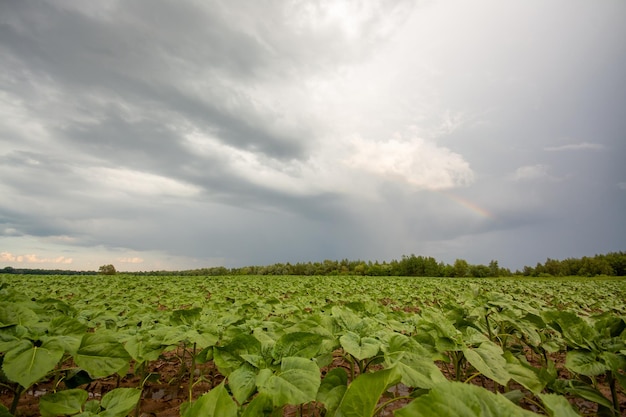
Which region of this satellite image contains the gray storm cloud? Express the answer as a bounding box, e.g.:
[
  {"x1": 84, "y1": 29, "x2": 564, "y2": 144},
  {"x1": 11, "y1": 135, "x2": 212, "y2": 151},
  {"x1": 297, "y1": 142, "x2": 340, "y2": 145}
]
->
[{"x1": 1, "y1": 0, "x2": 624, "y2": 270}]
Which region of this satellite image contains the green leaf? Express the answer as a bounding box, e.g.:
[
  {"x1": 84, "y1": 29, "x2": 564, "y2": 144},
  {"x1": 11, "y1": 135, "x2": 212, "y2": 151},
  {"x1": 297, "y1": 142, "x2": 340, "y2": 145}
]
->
[
  {"x1": 181, "y1": 328, "x2": 219, "y2": 348},
  {"x1": 40, "y1": 389, "x2": 89, "y2": 417},
  {"x1": 74, "y1": 332, "x2": 131, "y2": 378},
  {"x1": 336, "y1": 367, "x2": 401, "y2": 417},
  {"x1": 241, "y1": 392, "x2": 280, "y2": 417},
  {"x1": 99, "y1": 388, "x2": 141, "y2": 417},
  {"x1": 84, "y1": 398, "x2": 101, "y2": 413},
  {"x1": 503, "y1": 389, "x2": 525, "y2": 405},
  {"x1": 462, "y1": 341, "x2": 510, "y2": 386},
  {"x1": 38, "y1": 298, "x2": 76, "y2": 317},
  {"x1": 64, "y1": 369, "x2": 94, "y2": 389},
  {"x1": 599, "y1": 351, "x2": 625, "y2": 372},
  {"x1": 273, "y1": 332, "x2": 324, "y2": 360},
  {"x1": 2, "y1": 339, "x2": 64, "y2": 388},
  {"x1": 48, "y1": 315, "x2": 87, "y2": 336},
  {"x1": 539, "y1": 393, "x2": 582, "y2": 417},
  {"x1": 339, "y1": 332, "x2": 380, "y2": 361},
  {"x1": 420, "y1": 310, "x2": 462, "y2": 342},
  {"x1": 0, "y1": 404, "x2": 12, "y2": 417},
  {"x1": 214, "y1": 334, "x2": 262, "y2": 376},
  {"x1": 551, "y1": 379, "x2": 613, "y2": 409},
  {"x1": 383, "y1": 334, "x2": 446, "y2": 389},
  {"x1": 331, "y1": 307, "x2": 364, "y2": 333},
  {"x1": 543, "y1": 311, "x2": 597, "y2": 350},
  {"x1": 124, "y1": 333, "x2": 165, "y2": 364},
  {"x1": 395, "y1": 381, "x2": 541, "y2": 417},
  {"x1": 47, "y1": 316, "x2": 86, "y2": 355},
  {"x1": 565, "y1": 350, "x2": 608, "y2": 376},
  {"x1": 316, "y1": 367, "x2": 348, "y2": 414},
  {"x1": 228, "y1": 363, "x2": 258, "y2": 404},
  {"x1": 182, "y1": 382, "x2": 238, "y2": 417},
  {"x1": 0, "y1": 302, "x2": 39, "y2": 328},
  {"x1": 170, "y1": 307, "x2": 202, "y2": 326},
  {"x1": 385, "y1": 351, "x2": 447, "y2": 389},
  {"x1": 257, "y1": 357, "x2": 320, "y2": 407},
  {"x1": 503, "y1": 351, "x2": 546, "y2": 394}
]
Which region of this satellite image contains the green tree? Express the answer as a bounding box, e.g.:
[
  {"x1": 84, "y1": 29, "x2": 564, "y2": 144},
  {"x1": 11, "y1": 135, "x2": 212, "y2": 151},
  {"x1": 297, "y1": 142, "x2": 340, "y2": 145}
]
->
[
  {"x1": 470, "y1": 264, "x2": 490, "y2": 277},
  {"x1": 453, "y1": 259, "x2": 469, "y2": 277},
  {"x1": 98, "y1": 264, "x2": 117, "y2": 275},
  {"x1": 488, "y1": 260, "x2": 499, "y2": 277},
  {"x1": 543, "y1": 258, "x2": 563, "y2": 276}
]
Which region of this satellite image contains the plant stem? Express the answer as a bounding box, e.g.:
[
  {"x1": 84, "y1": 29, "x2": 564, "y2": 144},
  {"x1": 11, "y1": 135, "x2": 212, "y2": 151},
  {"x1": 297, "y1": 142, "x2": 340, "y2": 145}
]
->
[
  {"x1": 607, "y1": 371, "x2": 618, "y2": 416},
  {"x1": 188, "y1": 342, "x2": 197, "y2": 403},
  {"x1": 373, "y1": 396, "x2": 412, "y2": 416},
  {"x1": 464, "y1": 371, "x2": 482, "y2": 384},
  {"x1": 485, "y1": 312, "x2": 493, "y2": 341},
  {"x1": 453, "y1": 352, "x2": 463, "y2": 381},
  {"x1": 10, "y1": 385, "x2": 24, "y2": 415}
]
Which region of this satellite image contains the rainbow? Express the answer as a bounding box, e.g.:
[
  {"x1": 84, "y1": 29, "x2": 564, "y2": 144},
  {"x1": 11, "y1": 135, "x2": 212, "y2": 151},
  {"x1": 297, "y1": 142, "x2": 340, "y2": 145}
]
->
[{"x1": 436, "y1": 190, "x2": 495, "y2": 219}]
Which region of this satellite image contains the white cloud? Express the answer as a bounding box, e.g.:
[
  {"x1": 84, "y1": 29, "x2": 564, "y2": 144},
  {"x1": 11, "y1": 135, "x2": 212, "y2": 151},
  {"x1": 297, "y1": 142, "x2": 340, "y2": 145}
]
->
[
  {"x1": 80, "y1": 167, "x2": 202, "y2": 198},
  {"x1": 544, "y1": 142, "x2": 606, "y2": 152},
  {"x1": 119, "y1": 257, "x2": 144, "y2": 264},
  {"x1": 344, "y1": 137, "x2": 474, "y2": 190},
  {"x1": 618, "y1": 182, "x2": 626, "y2": 191},
  {"x1": 1, "y1": 252, "x2": 73, "y2": 264},
  {"x1": 2, "y1": 228, "x2": 21, "y2": 236},
  {"x1": 510, "y1": 164, "x2": 550, "y2": 181},
  {"x1": 0, "y1": 252, "x2": 16, "y2": 262}
]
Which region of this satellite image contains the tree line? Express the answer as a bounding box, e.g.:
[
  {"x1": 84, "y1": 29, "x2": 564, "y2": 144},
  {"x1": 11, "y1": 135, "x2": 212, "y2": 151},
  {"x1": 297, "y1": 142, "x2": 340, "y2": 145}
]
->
[
  {"x1": 128, "y1": 251, "x2": 625, "y2": 278},
  {"x1": 2, "y1": 251, "x2": 624, "y2": 277}
]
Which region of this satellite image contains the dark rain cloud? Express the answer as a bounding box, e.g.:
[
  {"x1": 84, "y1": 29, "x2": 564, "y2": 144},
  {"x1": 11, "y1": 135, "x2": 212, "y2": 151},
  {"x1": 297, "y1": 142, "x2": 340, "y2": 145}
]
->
[{"x1": 0, "y1": 0, "x2": 624, "y2": 270}]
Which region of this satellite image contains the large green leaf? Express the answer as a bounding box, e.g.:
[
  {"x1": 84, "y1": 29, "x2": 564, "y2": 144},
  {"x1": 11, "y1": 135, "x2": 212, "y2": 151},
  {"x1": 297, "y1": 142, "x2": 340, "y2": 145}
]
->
[
  {"x1": 183, "y1": 328, "x2": 219, "y2": 349},
  {"x1": 331, "y1": 307, "x2": 365, "y2": 333},
  {"x1": 419, "y1": 310, "x2": 462, "y2": 342},
  {"x1": 99, "y1": 388, "x2": 141, "y2": 417},
  {"x1": 257, "y1": 357, "x2": 320, "y2": 407},
  {"x1": 0, "y1": 302, "x2": 39, "y2": 328},
  {"x1": 335, "y1": 367, "x2": 401, "y2": 417},
  {"x1": 395, "y1": 381, "x2": 541, "y2": 417},
  {"x1": 40, "y1": 388, "x2": 88, "y2": 417},
  {"x1": 273, "y1": 332, "x2": 324, "y2": 360},
  {"x1": 383, "y1": 334, "x2": 446, "y2": 389},
  {"x1": 2, "y1": 339, "x2": 64, "y2": 388},
  {"x1": 74, "y1": 332, "x2": 131, "y2": 378},
  {"x1": 565, "y1": 350, "x2": 608, "y2": 376},
  {"x1": 0, "y1": 404, "x2": 12, "y2": 417},
  {"x1": 340, "y1": 332, "x2": 380, "y2": 361},
  {"x1": 538, "y1": 393, "x2": 581, "y2": 417},
  {"x1": 316, "y1": 367, "x2": 348, "y2": 415},
  {"x1": 123, "y1": 333, "x2": 165, "y2": 364},
  {"x1": 385, "y1": 350, "x2": 447, "y2": 389},
  {"x1": 214, "y1": 334, "x2": 262, "y2": 376},
  {"x1": 462, "y1": 341, "x2": 510, "y2": 386},
  {"x1": 48, "y1": 315, "x2": 87, "y2": 336},
  {"x1": 542, "y1": 311, "x2": 597, "y2": 350},
  {"x1": 241, "y1": 392, "x2": 281, "y2": 417},
  {"x1": 550, "y1": 379, "x2": 613, "y2": 409},
  {"x1": 182, "y1": 382, "x2": 238, "y2": 417},
  {"x1": 170, "y1": 307, "x2": 202, "y2": 326},
  {"x1": 503, "y1": 351, "x2": 546, "y2": 394},
  {"x1": 47, "y1": 316, "x2": 88, "y2": 355},
  {"x1": 228, "y1": 363, "x2": 258, "y2": 404}
]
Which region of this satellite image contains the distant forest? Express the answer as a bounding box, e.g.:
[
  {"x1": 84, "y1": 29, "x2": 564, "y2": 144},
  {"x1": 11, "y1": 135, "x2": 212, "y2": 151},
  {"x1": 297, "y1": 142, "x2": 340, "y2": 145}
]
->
[{"x1": 2, "y1": 251, "x2": 625, "y2": 277}]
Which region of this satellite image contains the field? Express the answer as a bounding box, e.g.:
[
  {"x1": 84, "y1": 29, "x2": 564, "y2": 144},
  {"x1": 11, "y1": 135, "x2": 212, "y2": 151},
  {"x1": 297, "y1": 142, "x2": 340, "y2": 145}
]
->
[{"x1": 1, "y1": 274, "x2": 625, "y2": 416}]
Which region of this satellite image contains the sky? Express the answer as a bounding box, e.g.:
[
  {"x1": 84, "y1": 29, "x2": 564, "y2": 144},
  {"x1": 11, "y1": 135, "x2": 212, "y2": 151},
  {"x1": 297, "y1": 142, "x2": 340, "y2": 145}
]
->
[{"x1": 1, "y1": 0, "x2": 625, "y2": 272}]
